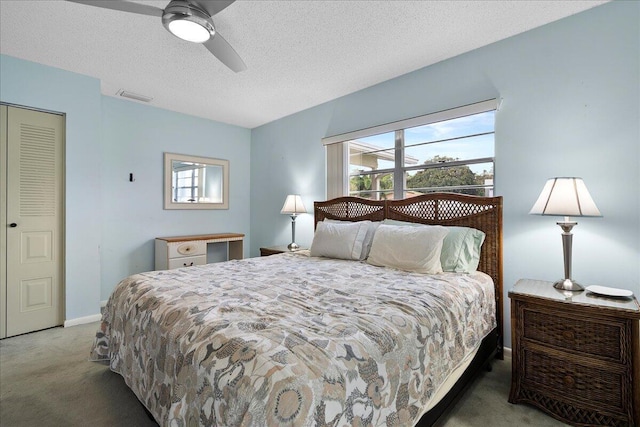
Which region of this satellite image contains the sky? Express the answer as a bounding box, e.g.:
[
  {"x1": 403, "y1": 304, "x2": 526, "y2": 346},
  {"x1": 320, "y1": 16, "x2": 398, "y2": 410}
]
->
[{"x1": 350, "y1": 110, "x2": 495, "y2": 176}]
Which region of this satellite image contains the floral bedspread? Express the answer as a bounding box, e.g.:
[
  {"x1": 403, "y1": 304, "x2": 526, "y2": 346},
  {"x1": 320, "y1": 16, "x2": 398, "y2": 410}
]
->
[{"x1": 90, "y1": 252, "x2": 496, "y2": 426}]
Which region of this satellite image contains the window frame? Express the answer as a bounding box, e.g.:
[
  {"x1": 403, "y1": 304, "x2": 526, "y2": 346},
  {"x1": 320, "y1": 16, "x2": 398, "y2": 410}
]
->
[{"x1": 323, "y1": 99, "x2": 498, "y2": 200}]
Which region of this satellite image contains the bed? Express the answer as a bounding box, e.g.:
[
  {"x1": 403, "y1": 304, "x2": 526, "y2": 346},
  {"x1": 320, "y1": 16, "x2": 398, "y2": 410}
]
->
[{"x1": 90, "y1": 193, "x2": 503, "y2": 426}]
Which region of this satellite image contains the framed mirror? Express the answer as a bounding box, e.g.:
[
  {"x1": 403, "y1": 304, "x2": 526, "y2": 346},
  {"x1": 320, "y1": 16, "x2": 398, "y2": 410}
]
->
[{"x1": 164, "y1": 152, "x2": 229, "y2": 210}]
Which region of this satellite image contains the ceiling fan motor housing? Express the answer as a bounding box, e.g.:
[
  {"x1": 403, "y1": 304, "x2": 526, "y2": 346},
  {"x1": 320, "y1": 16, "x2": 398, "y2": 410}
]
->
[{"x1": 162, "y1": 0, "x2": 215, "y2": 43}]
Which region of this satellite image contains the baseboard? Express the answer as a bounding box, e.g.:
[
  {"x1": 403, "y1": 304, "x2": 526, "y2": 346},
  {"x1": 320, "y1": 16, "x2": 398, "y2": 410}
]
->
[
  {"x1": 64, "y1": 313, "x2": 102, "y2": 328},
  {"x1": 503, "y1": 347, "x2": 512, "y2": 358}
]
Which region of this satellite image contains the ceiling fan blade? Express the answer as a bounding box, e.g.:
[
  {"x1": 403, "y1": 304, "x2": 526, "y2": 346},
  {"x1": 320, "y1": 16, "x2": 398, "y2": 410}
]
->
[
  {"x1": 203, "y1": 32, "x2": 247, "y2": 72},
  {"x1": 66, "y1": 1, "x2": 163, "y2": 17},
  {"x1": 189, "y1": 1, "x2": 235, "y2": 17}
]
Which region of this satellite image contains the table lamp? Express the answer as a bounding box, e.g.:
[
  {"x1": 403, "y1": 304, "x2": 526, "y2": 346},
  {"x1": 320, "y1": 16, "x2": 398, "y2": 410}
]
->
[
  {"x1": 281, "y1": 195, "x2": 307, "y2": 250},
  {"x1": 529, "y1": 177, "x2": 601, "y2": 291}
]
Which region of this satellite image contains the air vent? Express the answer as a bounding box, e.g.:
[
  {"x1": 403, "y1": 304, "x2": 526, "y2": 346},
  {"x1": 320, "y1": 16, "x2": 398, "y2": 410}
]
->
[{"x1": 117, "y1": 90, "x2": 153, "y2": 103}]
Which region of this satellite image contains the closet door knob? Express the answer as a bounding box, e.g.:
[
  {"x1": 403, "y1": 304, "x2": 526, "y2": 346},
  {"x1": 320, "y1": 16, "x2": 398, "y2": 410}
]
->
[{"x1": 9, "y1": 223, "x2": 17, "y2": 228}]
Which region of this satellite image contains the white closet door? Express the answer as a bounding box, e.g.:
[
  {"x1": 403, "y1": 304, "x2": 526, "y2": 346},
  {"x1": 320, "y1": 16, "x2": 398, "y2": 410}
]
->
[{"x1": 2, "y1": 105, "x2": 64, "y2": 338}]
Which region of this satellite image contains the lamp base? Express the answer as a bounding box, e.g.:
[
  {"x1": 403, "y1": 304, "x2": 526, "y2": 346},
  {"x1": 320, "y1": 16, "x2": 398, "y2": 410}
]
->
[
  {"x1": 553, "y1": 278, "x2": 584, "y2": 292},
  {"x1": 287, "y1": 242, "x2": 300, "y2": 251}
]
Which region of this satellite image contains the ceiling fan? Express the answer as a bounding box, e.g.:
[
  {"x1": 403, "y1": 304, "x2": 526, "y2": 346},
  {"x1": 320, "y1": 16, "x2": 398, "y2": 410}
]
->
[{"x1": 67, "y1": 0, "x2": 246, "y2": 72}]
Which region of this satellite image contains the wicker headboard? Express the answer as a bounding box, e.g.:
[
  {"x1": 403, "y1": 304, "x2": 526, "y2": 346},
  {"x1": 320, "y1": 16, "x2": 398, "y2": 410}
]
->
[{"x1": 314, "y1": 193, "x2": 503, "y2": 356}]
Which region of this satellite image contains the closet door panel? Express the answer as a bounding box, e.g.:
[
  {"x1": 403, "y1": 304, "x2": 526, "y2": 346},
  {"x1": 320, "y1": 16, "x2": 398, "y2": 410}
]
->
[
  {"x1": 4, "y1": 106, "x2": 64, "y2": 337},
  {"x1": 0, "y1": 105, "x2": 7, "y2": 338}
]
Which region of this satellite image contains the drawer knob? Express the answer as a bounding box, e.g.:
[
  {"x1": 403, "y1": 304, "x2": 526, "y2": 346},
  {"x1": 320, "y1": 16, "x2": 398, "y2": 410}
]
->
[
  {"x1": 563, "y1": 375, "x2": 575, "y2": 387},
  {"x1": 562, "y1": 330, "x2": 575, "y2": 340}
]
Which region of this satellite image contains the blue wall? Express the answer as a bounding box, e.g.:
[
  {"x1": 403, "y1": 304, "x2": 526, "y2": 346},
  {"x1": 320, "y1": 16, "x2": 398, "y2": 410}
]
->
[
  {"x1": 1, "y1": 55, "x2": 252, "y2": 316},
  {"x1": 1, "y1": 55, "x2": 103, "y2": 321},
  {"x1": 1, "y1": 1, "x2": 637, "y2": 344},
  {"x1": 251, "y1": 1, "x2": 640, "y2": 348},
  {"x1": 100, "y1": 97, "x2": 251, "y2": 299}
]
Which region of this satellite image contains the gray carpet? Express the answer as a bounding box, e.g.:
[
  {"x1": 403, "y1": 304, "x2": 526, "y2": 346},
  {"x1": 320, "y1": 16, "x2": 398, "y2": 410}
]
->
[{"x1": 0, "y1": 323, "x2": 568, "y2": 427}]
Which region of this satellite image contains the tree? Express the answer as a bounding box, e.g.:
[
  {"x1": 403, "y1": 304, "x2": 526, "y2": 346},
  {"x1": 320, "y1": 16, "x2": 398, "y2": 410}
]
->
[
  {"x1": 350, "y1": 172, "x2": 393, "y2": 198},
  {"x1": 406, "y1": 155, "x2": 486, "y2": 195}
]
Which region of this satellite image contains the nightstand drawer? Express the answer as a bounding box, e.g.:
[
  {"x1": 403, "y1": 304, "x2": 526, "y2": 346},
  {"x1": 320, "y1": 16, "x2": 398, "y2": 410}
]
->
[
  {"x1": 522, "y1": 306, "x2": 625, "y2": 363},
  {"x1": 523, "y1": 348, "x2": 625, "y2": 412},
  {"x1": 168, "y1": 255, "x2": 206, "y2": 269}
]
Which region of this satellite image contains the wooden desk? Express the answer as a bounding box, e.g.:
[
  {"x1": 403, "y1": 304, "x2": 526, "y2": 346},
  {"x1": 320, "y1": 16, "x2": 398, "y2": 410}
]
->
[{"x1": 155, "y1": 233, "x2": 244, "y2": 270}]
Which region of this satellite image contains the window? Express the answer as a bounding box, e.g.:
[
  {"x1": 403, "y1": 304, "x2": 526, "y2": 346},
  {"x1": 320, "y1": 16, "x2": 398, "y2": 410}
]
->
[
  {"x1": 324, "y1": 100, "x2": 497, "y2": 200},
  {"x1": 173, "y1": 166, "x2": 201, "y2": 202}
]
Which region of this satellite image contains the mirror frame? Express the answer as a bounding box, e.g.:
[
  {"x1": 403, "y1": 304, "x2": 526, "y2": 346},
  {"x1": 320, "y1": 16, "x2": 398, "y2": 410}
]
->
[{"x1": 164, "y1": 152, "x2": 229, "y2": 210}]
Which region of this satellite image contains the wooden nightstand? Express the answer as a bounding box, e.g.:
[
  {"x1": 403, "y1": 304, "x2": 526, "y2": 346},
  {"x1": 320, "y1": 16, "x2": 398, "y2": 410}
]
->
[
  {"x1": 259, "y1": 246, "x2": 306, "y2": 256},
  {"x1": 509, "y1": 279, "x2": 640, "y2": 426}
]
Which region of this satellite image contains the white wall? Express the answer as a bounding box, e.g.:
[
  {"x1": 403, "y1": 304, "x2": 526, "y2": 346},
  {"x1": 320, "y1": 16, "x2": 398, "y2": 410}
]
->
[{"x1": 251, "y1": 1, "x2": 640, "y2": 348}]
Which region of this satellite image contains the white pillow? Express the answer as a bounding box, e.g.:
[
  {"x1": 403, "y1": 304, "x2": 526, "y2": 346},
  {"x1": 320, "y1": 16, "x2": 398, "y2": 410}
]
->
[
  {"x1": 310, "y1": 220, "x2": 370, "y2": 260},
  {"x1": 367, "y1": 224, "x2": 449, "y2": 273},
  {"x1": 325, "y1": 219, "x2": 381, "y2": 259},
  {"x1": 383, "y1": 219, "x2": 485, "y2": 273}
]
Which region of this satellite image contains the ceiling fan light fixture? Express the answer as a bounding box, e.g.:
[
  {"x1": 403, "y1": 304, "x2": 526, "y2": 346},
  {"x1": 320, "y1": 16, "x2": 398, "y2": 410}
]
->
[
  {"x1": 167, "y1": 19, "x2": 210, "y2": 43},
  {"x1": 162, "y1": 1, "x2": 215, "y2": 44}
]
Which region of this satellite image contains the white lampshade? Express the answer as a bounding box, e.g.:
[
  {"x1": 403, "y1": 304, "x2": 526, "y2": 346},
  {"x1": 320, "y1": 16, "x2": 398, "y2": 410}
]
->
[
  {"x1": 281, "y1": 195, "x2": 307, "y2": 215},
  {"x1": 529, "y1": 177, "x2": 601, "y2": 217}
]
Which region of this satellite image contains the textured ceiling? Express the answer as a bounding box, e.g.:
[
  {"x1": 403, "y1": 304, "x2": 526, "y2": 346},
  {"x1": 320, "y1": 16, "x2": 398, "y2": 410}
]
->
[{"x1": 0, "y1": 0, "x2": 607, "y2": 129}]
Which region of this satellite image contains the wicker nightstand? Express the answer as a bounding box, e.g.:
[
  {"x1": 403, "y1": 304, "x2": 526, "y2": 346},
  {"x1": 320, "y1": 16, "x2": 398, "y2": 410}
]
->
[
  {"x1": 259, "y1": 246, "x2": 306, "y2": 256},
  {"x1": 509, "y1": 279, "x2": 640, "y2": 426}
]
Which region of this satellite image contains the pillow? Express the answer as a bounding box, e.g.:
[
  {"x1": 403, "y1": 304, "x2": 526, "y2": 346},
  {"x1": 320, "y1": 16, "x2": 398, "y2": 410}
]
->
[
  {"x1": 439, "y1": 226, "x2": 486, "y2": 273},
  {"x1": 383, "y1": 219, "x2": 485, "y2": 273},
  {"x1": 325, "y1": 219, "x2": 381, "y2": 259},
  {"x1": 366, "y1": 224, "x2": 449, "y2": 273},
  {"x1": 310, "y1": 220, "x2": 370, "y2": 260}
]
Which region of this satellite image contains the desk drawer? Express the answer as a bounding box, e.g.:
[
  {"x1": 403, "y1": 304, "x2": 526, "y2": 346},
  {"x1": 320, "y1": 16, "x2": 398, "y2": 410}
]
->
[
  {"x1": 168, "y1": 241, "x2": 206, "y2": 258},
  {"x1": 168, "y1": 255, "x2": 206, "y2": 269}
]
